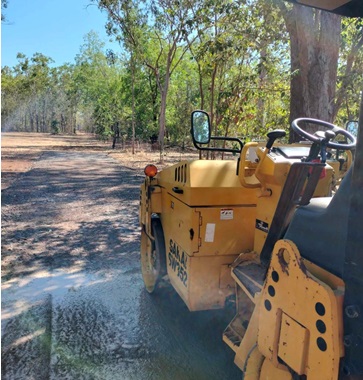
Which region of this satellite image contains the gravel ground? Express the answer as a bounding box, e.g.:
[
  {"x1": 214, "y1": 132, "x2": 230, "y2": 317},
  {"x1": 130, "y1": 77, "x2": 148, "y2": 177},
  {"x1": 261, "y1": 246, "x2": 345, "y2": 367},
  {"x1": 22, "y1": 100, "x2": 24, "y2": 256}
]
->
[{"x1": 1, "y1": 144, "x2": 240, "y2": 380}]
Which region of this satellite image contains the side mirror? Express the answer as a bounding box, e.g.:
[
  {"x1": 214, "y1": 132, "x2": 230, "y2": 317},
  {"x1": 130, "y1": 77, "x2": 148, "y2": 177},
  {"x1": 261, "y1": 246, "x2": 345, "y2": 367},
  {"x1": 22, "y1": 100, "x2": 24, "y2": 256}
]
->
[
  {"x1": 191, "y1": 110, "x2": 211, "y2": 145},
  {"x1": 346, "y1": 120, "x2": 358, "y2": 137}
]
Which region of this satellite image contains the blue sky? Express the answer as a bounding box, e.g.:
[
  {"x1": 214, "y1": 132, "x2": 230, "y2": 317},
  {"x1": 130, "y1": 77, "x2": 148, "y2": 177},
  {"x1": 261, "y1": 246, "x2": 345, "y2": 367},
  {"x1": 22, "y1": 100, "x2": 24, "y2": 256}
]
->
[{"x1": 1, "y1": 0, "x2": 120, "y2": 68}]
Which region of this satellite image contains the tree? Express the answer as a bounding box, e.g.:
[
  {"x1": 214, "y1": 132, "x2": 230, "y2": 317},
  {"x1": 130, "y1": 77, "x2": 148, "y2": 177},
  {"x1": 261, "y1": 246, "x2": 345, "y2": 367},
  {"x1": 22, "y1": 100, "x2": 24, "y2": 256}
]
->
[
  {"x1": 186, "y1": 0, "x2": 290, "y2": 145},
  {"x1": 2, "y1": 52, "x2": 56, "y2": 132},
  {"x1": 276, "y1": 2, "x2": 362, "y2": 142},
  {"x1": 2, "y1": 52, "x2": 80, "y2": 134},
  {"x1": 95, "y1": 0, "x2": 197, "y2": 159},
  {"x1": 74, "y1": 31, "x2": 120, "y2": 136},
  {"x1": 334, "y1": 18, "x2": 363, "y2": 123}
]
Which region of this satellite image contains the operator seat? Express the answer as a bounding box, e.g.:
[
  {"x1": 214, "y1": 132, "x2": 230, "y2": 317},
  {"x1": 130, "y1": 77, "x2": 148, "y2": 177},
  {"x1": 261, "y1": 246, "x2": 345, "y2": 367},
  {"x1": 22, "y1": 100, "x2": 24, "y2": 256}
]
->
[{"x1": 284, "y1": 167, "x2": 353, "y2": 278}]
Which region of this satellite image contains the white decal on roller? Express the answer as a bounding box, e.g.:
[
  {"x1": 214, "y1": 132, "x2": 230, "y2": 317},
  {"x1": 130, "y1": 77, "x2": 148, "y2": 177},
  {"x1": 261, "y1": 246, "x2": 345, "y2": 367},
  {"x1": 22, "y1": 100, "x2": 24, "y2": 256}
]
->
[{"x1": 205, "y1": 223, "x2": 216, "y2": 242}]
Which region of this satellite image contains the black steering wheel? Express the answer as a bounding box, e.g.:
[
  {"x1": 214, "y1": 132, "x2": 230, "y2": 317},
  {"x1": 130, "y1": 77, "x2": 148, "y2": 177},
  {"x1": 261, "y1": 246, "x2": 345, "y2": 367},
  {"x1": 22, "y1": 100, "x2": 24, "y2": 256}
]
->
[{"x1": 292, "y1": 118, "x2": 356, "y2": 150}]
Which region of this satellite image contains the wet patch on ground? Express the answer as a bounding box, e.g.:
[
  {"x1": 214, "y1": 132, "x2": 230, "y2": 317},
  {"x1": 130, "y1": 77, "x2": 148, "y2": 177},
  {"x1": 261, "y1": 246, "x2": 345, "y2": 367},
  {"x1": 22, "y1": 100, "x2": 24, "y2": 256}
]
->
[{"x1": 2, "y1": 149, "x2": 240, "y2": 380}]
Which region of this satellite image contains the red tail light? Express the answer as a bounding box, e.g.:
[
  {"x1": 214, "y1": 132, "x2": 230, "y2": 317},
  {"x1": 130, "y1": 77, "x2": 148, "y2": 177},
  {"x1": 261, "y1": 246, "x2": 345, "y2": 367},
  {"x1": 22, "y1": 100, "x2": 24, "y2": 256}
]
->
[{"x1": 144, "y1": 164, "x2": 158, "y2": 178}]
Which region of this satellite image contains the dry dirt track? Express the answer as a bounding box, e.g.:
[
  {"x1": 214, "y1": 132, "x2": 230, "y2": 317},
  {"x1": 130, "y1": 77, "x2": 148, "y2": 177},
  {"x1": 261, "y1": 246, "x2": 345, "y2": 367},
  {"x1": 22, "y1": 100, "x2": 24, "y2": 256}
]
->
[{"x1": 1, "y1": 135, "x2": 240, "y2": 380}]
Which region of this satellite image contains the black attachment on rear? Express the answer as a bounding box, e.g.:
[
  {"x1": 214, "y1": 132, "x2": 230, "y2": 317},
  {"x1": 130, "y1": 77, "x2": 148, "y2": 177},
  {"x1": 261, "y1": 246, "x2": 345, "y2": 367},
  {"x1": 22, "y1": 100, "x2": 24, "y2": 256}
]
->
[
  {"x1": 232, "y1": 262, "x2": 265, "y2": 299},
  {"x1": 341, "y1": 96, "x2": 363, "y2": 376},
  {"x1": 260, "y1": 162, "x2": 325, "y2": 265},
  {"x1": 232, "y1": 162, "x2": 325, "y2": 294}
]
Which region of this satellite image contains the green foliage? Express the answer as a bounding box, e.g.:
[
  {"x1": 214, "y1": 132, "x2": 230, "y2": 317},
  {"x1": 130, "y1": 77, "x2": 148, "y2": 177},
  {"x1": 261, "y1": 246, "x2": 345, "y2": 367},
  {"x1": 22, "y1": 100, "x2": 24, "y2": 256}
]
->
[
  {"x1": 2, "y1": 0, "x2": 362, "y2": 146},
  {"x1": 1, "y1": 52, "x2": 78, "y2": 133},
  {"x1": 335, "y1": 17, "x2": 363, "y2": 124}
]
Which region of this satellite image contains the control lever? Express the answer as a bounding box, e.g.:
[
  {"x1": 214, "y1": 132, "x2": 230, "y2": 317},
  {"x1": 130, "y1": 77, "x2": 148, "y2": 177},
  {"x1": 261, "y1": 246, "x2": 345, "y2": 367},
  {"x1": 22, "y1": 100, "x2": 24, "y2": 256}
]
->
[
  {"x1": 266, "y1": 129, "x2": 287, "y2": 150},
  {"x1": 305, "y1": 130, "x2": 336, "y2": 163},
  {"x1": 317, "y1": 130, "x2": 336, "y2": 163},
  {"x1": 257, "y1": 129, "x2": 287, "y2": 170}
]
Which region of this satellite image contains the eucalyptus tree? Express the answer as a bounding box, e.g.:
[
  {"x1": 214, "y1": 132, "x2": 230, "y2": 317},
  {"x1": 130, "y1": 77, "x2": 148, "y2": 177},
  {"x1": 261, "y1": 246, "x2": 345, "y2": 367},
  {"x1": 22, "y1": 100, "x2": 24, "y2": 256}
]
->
[
  {"x1": 52, "y1": 64, "x2": 79, "y2": 134},
  {"x1": 73, "y1": 31, "x2": 126, "y2": 136},
  {"x1": 1, "y1": 52, "x2": 80, "y2": 133},
  {"x1": 1, "y1": 66, "x2": 21, "y2": 131},
  {"x1": 275, "y1": 1, "x2": 363, "y2": 141},
  {"x1": 334, "y1": 18, "x2": 363, "y2": 123},
  {"x1": 30, "y1": 53, "x2": 55, "y2": 132},
  {"x1": 185, "y1": 0, "x2": 290, "y2": 143},
  {"x1": 166, "y1": 52, "x2": 200, "y2": 145},
  {"x1": 95, "y1": 0, "x2": 198, "y2": 157},
  {"x1": 2, "y1": 53, "x2": 55, "y2": 132}
]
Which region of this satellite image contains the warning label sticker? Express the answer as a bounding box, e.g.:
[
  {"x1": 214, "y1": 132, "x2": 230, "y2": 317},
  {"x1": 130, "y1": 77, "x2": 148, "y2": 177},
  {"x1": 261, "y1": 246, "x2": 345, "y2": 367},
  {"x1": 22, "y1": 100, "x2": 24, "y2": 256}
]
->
[{"x1": 220, "y1": 209, "x2": 233, "y2": 220}]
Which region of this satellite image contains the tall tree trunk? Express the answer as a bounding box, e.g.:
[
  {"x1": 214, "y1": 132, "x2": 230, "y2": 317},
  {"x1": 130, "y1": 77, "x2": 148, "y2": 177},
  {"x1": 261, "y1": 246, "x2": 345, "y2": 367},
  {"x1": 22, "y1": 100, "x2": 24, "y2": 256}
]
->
[
  {"x1": 209, "y1": 64, "x2": 218, "y2": 159},
  {"x1": 333, "y1": 32, "x2": 363, "y2": 120},
  {"x1": 73, "y1": 105, "x2": 77, "y2": 134},
  {"x1": 198, "y1": 62, "x2": 205, "y2": 111},
  {"x1": 279, "y1": 4, "x2": 341, "y2": 142},
  {"x1": 42, "y1": 98, "x2": 47, "y2": 132},
  {"x1": 131, "y1": 54, "x2": 136, "y2": 155},
  {"x1": 157, "y1": 52, "x2": 172, "y2": 163},
  {"x1": 258, "y1": 46, "x2": 267, "y2": 130},
  {"x1": 29, "y1": 109, "x2": 34, "y2": 132},
  {"x1": 148, "y1": 74, "x2": 159, "y2": 131},
  {"x1": 158, "y1": 82, "x2": 168, "y2": 162}
]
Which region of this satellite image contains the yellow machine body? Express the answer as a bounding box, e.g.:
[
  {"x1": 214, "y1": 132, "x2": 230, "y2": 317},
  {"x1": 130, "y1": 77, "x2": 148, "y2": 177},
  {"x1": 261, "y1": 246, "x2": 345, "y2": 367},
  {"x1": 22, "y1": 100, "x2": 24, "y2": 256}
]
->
[
  {"x1": 139, "y1": 144, "x2": 335, "y2": 311},
  {"x1": 224, "y1": 240, "x2": 345, "y2": 380},
  {"x1": 139, "y1": 106, "x2": 357, "y2": 379}
]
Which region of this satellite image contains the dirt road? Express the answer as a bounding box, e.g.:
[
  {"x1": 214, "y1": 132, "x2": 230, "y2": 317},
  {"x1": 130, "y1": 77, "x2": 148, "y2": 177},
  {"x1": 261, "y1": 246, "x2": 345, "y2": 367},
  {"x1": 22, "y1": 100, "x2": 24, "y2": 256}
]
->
[{"x1": 1, "y1": 136, "x2": 240, "y2": 379}]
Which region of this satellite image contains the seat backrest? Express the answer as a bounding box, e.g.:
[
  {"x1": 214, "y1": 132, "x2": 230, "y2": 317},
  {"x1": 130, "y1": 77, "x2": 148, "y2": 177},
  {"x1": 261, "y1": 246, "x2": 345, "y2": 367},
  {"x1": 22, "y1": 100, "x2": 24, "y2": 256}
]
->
[
  {"x1": 260, "y1": 162, "x2": 325, "y2": 265},
  {"x1": 284, "y1": 167, "x2": 353, "y2": 278}
]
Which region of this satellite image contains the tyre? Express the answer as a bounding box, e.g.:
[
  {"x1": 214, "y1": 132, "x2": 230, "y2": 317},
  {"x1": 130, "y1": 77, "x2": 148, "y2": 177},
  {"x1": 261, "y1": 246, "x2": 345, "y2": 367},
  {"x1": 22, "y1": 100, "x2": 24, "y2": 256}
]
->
[{"x1": 140, "y1": 217, "x2": 166, "y2": 293}]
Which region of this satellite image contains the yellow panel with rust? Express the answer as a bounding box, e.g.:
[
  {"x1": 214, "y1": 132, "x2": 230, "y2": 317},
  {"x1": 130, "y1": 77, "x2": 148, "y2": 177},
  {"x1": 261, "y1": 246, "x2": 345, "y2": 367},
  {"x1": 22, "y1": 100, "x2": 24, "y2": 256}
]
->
[
  {"x1": 139, "y1": 178, "x2": 162, "y2": 224},
  {"x1": 161, "y1": 189, "x2": 256, "y2": 258},
  {"x1": 149, "y1": 185, "x2": 162, "y2": 213},
  {"x1": 160, "y1": 192, "x2": 249, "y2": 310},
  {"x1": 303, "y1": 259, "x2": 345, "y2": 289},
  {"x1": 196, "y1": 206, "x2": 256, "y2": 256},
  {"x1": 257, "y1": 240, "x2": 341, "y2": 379},
  {"x1": 166, "y1": 251, "x2": 238, "y2": 311},
  {"x1": 259, "y1": 358, "x2": 292, "y2": 380},
  {"x1": 160, "y1": 190, "x2": 201, "y2": 256},
  {"x1": 278, "y1": 313, "x2": 309, "y2": 374},
  {"x1": 139, "y1": 179, "x2": 147, "y2": 226},
  {"x1": 234, "y1": 296, "x2": 262, "y2": 371},
  {"x1": 242, "y1": 347, "x2": 265, "y2": 380},
  {"x1": 188, "y1": 255, "x2": 238, "y2": 310}
]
